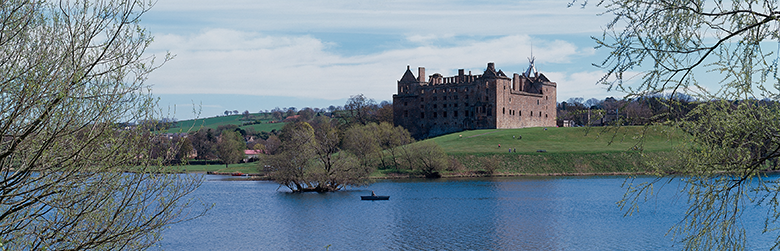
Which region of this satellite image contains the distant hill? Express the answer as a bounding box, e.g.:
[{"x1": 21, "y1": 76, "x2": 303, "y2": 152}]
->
[{"x1": 162, "y1": 113, "x2": 286, "y2": 133}]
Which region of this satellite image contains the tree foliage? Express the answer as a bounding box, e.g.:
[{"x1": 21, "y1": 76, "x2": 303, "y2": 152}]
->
[
  {"x1": 583, "y1": 0, "x2": 780, "y2": 249},
  {"x1": 265, "y1": 121, "x2": 371, "y2": 193},
  {"x1": 400, "y1": 141, "x2": 448, "y2": 178},
  {"x1": 265, "y1": 118, "x2": 415, "y2": 192},
  {"x1": 217, "y1": 130, "x2": 245, "y2": 167},
  {"x1": 0, "y1": 0, "x2": 204, "y2": 249},
  {"x1": 342, "y1": 122, "x2": 414, "y2": 170}
]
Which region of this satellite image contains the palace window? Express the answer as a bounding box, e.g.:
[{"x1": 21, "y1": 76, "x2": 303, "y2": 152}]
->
[
  {"x1": 433, "y1": 112, "x2": 438, "y2": 118},
  {"x1": 433, "y1": 104, "x2": 437, "y2": 108},
  {"x1": 443, "y1": 111, "x2": 447, "y2": 118},
  {"x1": 454, "y1": 111, "x2": 458, "y2": 117},
  {"x1": 421, "y1": 112, "x2": 425, "y2": 118}
]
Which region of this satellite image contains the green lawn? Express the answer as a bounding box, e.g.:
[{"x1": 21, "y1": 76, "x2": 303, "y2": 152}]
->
[
  {"x1": 167, "y1": 162, "x2": 261, "y2": 174},
  {"x1": 163, "y1": 113, "x2": 286, "y2": 133},
  {"x1": 430, "y1": 125, "x2": 684, "y2": 155},
  {"x1": 419, "y1": 125, "x2": 686, "y2": 175}
]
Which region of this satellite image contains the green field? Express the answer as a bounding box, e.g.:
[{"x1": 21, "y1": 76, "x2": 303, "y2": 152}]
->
[
  {"x1": 431, "y1": 125, "x2": 683, "y2": 155},
  {"x1": 420, "y1": 125, "x2": 685, "y2": 176},
  {"x1": 167, "y1": 162, "x2": 262, "y2": 174},
  {"x1": 163, "y1": 113, "x2": 286, "y2": 133}
]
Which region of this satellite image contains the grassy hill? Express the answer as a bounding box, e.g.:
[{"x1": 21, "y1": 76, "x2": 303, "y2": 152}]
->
[
  {"x1": 401, "y1": 125, "x2": 686, "y2": 176},
  {"x1": 429, "y1": 125, "x2": 683, "y2": 155},
  {"x1": 162, "y1": 113, "x2": 286, "y2": 133}
]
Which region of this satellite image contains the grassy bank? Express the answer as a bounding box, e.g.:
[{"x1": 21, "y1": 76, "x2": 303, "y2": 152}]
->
[
  {"x1": 432, "y1": 125, "x2": 682, "y2": 154},
  {"x1": 166, "y1": 162, "x2": 261, "y2": 175},
  {"x1": 384, "y1": 125, "x2": 684, "y2": 178}
]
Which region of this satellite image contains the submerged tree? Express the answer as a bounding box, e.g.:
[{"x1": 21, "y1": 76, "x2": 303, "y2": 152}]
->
[
  {"x1": 266, "y1": 119, "x2": 375, "y2": 192},
  {"x1": 580, "y1": 0, "x2": 780, "y2": 249},
  {"x1": 0, "y1": 0, "x2": 204, "y2": 249}
]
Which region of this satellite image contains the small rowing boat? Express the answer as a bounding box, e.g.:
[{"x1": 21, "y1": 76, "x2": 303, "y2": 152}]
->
[{"x1": 360, "y1": 195, "x2": 390, "y2": 200}]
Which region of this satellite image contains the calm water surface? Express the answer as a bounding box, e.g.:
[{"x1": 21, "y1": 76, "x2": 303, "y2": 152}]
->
[{"x1": 158, "y1": 175, "x2": 775, "y2": 250}]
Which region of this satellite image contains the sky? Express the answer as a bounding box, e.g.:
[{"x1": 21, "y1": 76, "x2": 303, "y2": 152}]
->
[{"x1": 141, "y1": 0, "x2": 626, "y2": 119}]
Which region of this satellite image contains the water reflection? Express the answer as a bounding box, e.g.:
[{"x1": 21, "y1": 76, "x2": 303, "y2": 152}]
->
[{"x1": 158, "y1": 175, "x2": 774, "y2": 250}]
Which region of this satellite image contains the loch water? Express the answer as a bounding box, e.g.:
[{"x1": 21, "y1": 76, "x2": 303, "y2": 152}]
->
[{"x1": 158, "y1": 175, "x2": 776, "y2": 250}]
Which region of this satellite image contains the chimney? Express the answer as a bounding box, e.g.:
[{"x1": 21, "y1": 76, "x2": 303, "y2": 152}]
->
[
  {"x1": 458, "y1": 69, "x2": 464, "y2": 76},
  {"x1": 487, "y1": 62, "x2": 495, "y2": 71},
  {"x1": 418, "y1": 67, "x2": 426, "y2": 83}
]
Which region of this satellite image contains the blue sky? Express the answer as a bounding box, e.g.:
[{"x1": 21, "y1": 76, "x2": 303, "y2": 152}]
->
[{"x1": 142, "y1": 0, "x2": 627, "y2": 119}]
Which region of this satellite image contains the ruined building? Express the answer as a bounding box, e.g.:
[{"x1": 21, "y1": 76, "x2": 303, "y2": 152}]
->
[{"x1": 393, "y1": 61, "x2": 557, "y2": 139}]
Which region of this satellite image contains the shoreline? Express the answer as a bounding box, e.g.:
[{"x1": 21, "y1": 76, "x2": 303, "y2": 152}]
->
[{"x1": 197, "y1": 170, "x2": 656, "y2": 181}]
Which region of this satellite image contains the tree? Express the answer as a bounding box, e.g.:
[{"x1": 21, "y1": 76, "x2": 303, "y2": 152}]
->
[
  {"x1": 401, "y1": 141, "x2": 448, "y2": 178},
  {"x1": 0, "y1": 1, "x2": 204, "y2": 249},
  {"x1": 217, "y1": 130, "x2": 246, "y2": 168},
  {"x1": 176, "y1": 136, "x2": 195, "y2": 161},
  {"x1": 266, "y1": 120, "x2": 373, "y2": 192},
  {"x1": 309, "y1": 116, "x2": 369, "y2": 191},
  {"x1": 191, "y1": 128, "x2": 218, "y2": 159},
  {"x1": 297, "y1": 107, "x2": 315, "y2": 121},
  {"x1": 266, "y1": 122, "x2": 318, "y2": 192},
  {"x1": 342, "y1": 123, "x2": 382, "y2": 168},
  {"x1": 582, "y1": 0, "x2": 780, "y2": 249},
  {"x1": 272, "y1": 108, "x2": 284, "y2": 121},
  {"x1": 339, "y1": 94, "x2": 378, "y2": 126},
  {"x1": 375, "y1": 101, "x2": 394, "y2": 124}
]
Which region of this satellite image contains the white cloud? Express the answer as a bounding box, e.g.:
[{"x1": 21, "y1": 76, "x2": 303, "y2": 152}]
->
[
  {"x1": 145, "y1": 0, "x2": 609, "y2": 36},
  {"x1": 544, "y1": 71, "x2": 630, "y2": 102},
  {"x1": 146, "y1": 30, "x2": 596, "y2": 101}
]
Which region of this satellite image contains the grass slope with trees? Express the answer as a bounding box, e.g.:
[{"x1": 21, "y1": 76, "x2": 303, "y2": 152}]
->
[{"x1": 163, "y1": 113, "x2": 286, "y2": 134}]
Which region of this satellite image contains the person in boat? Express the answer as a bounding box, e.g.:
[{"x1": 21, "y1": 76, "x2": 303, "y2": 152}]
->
[{"x1": 371, "y1": 191, "x2": 376, "y2": 196}]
